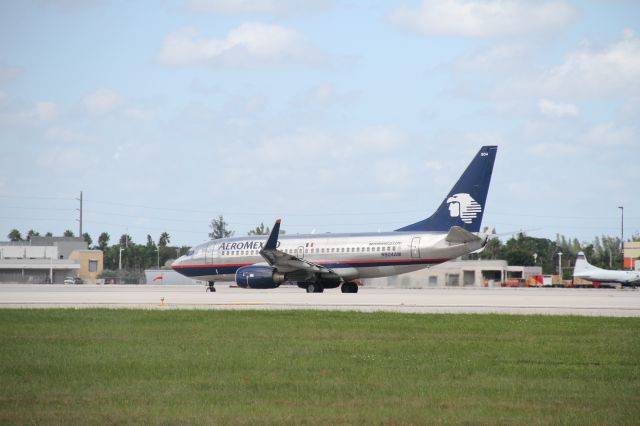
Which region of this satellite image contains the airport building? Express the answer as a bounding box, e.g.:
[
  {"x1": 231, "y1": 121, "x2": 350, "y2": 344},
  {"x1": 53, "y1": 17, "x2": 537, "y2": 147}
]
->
[
  {"x1": 623, "y1": 241, "x2": 640, "y2": 270},
  {"x1": 0, "y1": 237, "x2": 103, "y2": 284},
  {"x1": 365, "y1": 259, "x2": 542, "y2": 288}
]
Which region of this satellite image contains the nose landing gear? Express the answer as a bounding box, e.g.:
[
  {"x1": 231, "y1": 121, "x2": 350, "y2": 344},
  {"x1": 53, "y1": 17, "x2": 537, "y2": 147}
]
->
[{"x1": 206, "y1": 281, "x2": 216, "y2": 292}]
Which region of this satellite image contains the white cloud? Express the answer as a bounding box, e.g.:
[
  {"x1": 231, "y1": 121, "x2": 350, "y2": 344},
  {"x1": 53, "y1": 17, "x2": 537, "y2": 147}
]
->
[
  {"x1": 351, "y1": 126, "x2": 405, "y2": 153},
  {"x1": 297, "y1": 83, "x2": 361, "y2": 107},
  {"x1": 455, "y1": 44, "x2": 528, "y2": 72},
  {"x1": 34, "y1": 101, "x2": 58, "y2": 121},
  {"x1": 582, "y1": 123, "x2": 634, "y2": 146},
  {"x1": 83, "y1": 88, "x2": 123, "y2": 115},
  {"x1": 0, "y1": 65, "x2": 22, "y2": 85},
  {"x1": 424, "y1": 160, "x2": 443, "y2": 171},
  {"x1": 124, "y1": 107, "x2": 155, "y2": 121},
  {"x1": 227, "y1": 94, "x2": 267, "y2": 115},
  {"x1": 188, "y1": 0, "x2": 279, "y2": 14},
  {"x1": 528, "y1": 142, "x2": 580, "y2": 158},
  {"x1": 35, "y1": 145, "x2": 98, "y2": 175},
  {"x1": 538, "y1": 99, "x2": 578, "y2": 118},
  {"x1": 239, "y1": 126, "x2": 405, "y2": 166},
  {"x1": 187, "y1": 0, "x2": 326, "y2": 15},
  {"x1": 389, "y1": 0, "x2": 575, "y2": 38},
  {"x1": 34, "y1": 0, "x2": 100, "y2": 12},
  {"x1": 540, "y1": 30, "x2": 640, "y2": 97},
  {"x1": 45, "y1": 127, "x2": 90, "y2": 144},
  {"x1": 0, "y1": 99, "x2": 58, "y2": 126},
  {"x1": 373, "y1": 159, "x2": 412, "y2": 190},
  {"x1": 157, "y1": 23, "x2": 325, "y2": 68}
]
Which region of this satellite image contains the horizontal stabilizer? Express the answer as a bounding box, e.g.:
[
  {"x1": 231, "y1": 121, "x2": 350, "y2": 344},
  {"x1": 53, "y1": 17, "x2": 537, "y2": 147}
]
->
[{"x1": 445, "y1": 226, "x2": 481, "y2": 244}]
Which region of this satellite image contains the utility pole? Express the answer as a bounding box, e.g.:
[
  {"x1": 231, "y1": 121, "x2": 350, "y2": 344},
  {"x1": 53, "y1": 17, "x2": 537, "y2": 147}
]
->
[
  {"x1": 619, "y1": 206, "x2": 624, "y2": 269},
  {"x1": 76, "y1": 191, "x2": 83, "y2": 236}
]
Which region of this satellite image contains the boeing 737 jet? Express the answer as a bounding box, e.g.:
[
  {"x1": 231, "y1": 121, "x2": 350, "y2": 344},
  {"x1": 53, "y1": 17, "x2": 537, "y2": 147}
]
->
[
  {"x1": 172, "y1": 146, "x2": 497, "y2": 293},
  {"x1": 573, "y1": 251, "x2": 640, "y2": 286}
]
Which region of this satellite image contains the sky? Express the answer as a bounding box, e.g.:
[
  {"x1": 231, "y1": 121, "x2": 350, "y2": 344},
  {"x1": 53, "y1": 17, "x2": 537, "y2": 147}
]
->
[{"x1": 1, "y1": 0, "x2": 639, "y2": 248}]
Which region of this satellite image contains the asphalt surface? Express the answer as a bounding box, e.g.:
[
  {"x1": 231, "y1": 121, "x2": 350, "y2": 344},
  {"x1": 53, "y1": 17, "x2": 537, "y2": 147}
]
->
[{"x1": 1, "y1": 284, "x2": 639, "y2": 316}]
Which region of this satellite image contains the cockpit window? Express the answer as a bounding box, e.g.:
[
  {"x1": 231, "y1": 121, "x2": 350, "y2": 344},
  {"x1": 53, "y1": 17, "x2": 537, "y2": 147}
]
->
[{"x1": 187, "y1": 249, "x2": 194, "y2": 256}]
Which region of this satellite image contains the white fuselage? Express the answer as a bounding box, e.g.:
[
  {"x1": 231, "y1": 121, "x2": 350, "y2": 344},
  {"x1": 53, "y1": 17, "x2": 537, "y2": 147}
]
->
[
  {"x1": 574, "y1": 267, "x2": 640, "y2": 284},
  {"x1": 172, "y1": 231, "x2": 485, "y2": 283}
]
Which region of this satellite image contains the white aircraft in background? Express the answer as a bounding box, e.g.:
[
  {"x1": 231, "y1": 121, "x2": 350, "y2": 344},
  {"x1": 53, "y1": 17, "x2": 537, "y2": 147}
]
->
[
  {"x1": 573, "y1": 251, "x2": 640, "y2": 286},
  {"x1": 172, "y1": 146, "x2": 498, "y2": 293}
]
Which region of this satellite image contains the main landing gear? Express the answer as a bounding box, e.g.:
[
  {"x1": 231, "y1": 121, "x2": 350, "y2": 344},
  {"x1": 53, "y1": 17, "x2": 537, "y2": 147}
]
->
[
  {"x1": 306, "y1": 283, "x2": 324, "y2": 293},
  {"x1": 304, "y1": 281, "x2": 359, "y2": 293},
  {"x1": 206, "y1": 281, "x2": 216, "y2": 292},
  {"x1": 341, "y1": 282, "x2": 359, "y2": 293}
]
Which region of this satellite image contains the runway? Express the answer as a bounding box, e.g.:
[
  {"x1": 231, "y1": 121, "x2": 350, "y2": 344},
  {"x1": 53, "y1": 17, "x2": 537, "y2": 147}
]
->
[{"x1": 1, "y1": 284, "x2": 640, "y2": 316}]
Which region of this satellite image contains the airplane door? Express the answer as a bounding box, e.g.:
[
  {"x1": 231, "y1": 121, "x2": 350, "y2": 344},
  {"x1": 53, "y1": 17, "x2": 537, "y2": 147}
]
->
[
  {"x1": 206, "y1": 244, "x2": 215, "y2": 264},
  {"x1": 296, "y1": 246, "x2": 305, "y2": 259},
  {"x1": 411, "y1": 237, "x2": 421, "y2": 259}
]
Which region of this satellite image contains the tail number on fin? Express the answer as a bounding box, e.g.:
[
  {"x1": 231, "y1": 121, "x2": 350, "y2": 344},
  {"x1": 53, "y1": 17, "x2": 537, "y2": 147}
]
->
[{"x1": 447, "y1": 193, "x2": 482, "y2": 224}]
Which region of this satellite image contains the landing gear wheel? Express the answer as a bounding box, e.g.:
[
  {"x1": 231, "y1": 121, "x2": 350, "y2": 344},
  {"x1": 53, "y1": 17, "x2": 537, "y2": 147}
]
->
[
  {"x1": 306, "y1": 283, "x2": 324, "y2": 293},
  {"x1": 206, "y1": 282, "x2": 216, "y2": 292},
  {"x1": 341, "y1": 282, "x2": 359, "y2": 293}
]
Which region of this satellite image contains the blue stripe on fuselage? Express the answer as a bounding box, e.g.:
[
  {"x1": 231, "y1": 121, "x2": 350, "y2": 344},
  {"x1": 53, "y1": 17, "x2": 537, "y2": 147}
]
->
[{"x1": 172, "y1": 258, "x2": 447, "y2": 278}]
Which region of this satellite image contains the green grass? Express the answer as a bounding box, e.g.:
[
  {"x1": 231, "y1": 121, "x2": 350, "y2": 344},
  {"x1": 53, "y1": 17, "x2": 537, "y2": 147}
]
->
[{"x1": 0, "y1": 310, "x2": 639, "y2": 425}]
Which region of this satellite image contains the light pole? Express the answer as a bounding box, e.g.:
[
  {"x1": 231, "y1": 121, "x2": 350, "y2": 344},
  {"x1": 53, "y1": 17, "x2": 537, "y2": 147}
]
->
[
  {"x1": 119, "y1": 248, "x2": 124, "y2": 270},
  {"x1": 558, "y1": 251, "x2": 563, "y2": 281},
  {"x1": 157, "y1": 247, "x2": 160, "y2": 269},
  {"x1": 619, "y1": 206, "x2": 624, "y2": 269}
]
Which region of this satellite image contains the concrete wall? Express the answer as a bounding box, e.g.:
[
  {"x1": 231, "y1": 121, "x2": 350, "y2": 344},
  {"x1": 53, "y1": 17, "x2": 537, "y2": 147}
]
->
[
  {"x1": 623, "y1": 241, "x2": 640, "y2": 269},
  {"x1": 0, "y1": 259, "x2": 80, "y2": 283},
  {"x1": 0, "y1": 246, "x2": 59, "y2": 259},
  {"x1": 68, "y1": 250, "x2": 104, "y2": 283},
  {"x1": 29, "y1": 236, "x2": 87, "y2": 259}
]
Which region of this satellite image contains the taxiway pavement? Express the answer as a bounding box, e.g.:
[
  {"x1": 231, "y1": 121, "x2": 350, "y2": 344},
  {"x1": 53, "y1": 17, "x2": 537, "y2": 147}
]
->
[{"x1": 1, "y1": 284, "x2": 639, "y2": 316}]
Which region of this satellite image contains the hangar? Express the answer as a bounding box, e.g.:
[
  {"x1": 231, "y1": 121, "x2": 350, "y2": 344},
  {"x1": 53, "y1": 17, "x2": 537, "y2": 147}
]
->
[{"x1": 0, "y1": 237, "x2": 103, "y2": 284}]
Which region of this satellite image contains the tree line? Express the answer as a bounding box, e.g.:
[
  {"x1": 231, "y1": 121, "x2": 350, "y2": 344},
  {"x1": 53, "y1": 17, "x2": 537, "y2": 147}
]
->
[
  {"x1": 4, "y1": 216, "x2": 280, "y2": 272},
  {"x1": 475, "y1": 232, "x2": 639, "y2": 278}
]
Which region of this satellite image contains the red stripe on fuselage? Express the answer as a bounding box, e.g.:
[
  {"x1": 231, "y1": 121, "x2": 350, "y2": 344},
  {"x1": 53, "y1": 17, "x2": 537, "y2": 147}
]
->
[
  {"x1": 172, "y1": 262, "x2": 252, "y2": 269},
  {"x1": 172, "y1": 258, "x2": 449, "y2": 270}
]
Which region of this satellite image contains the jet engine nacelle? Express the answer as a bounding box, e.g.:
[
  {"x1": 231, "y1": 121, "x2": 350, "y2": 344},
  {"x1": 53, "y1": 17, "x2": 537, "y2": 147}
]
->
[{"x1": 235, "y1": 265, "x2": 286, "y2": 289}]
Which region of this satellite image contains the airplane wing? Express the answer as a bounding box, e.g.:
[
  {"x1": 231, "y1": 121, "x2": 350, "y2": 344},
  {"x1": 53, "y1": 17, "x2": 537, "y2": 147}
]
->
[
  {"x1": 445, "y1": 226, "x2": 482, "y2": 244},
  {"x1": 259, "y1": 219, "x2": 342, "y2": 282}
]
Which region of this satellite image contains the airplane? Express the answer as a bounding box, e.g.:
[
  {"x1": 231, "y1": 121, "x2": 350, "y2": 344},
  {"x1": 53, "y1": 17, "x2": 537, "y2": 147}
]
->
[
  {"x1": 573, "y1": 251, "x2": 640, "y2": 286},
  {"x1": 172, "y1": 145, "x2": 498, "y2": 293}
]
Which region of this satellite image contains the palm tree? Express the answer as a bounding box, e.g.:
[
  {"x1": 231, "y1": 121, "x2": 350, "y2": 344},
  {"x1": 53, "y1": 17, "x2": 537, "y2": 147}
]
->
[
  {"x1": 8, "y1": 229, "x2": 22, "y2": 242},
  {"x1": 158, "y1": 232, "x2": 170, "y2": 247}
]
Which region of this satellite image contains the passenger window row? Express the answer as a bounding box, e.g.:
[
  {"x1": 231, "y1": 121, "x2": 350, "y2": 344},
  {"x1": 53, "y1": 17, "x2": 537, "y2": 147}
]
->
[{"x1": 219, "y1": 246, "x2": 400, "y2": 256}]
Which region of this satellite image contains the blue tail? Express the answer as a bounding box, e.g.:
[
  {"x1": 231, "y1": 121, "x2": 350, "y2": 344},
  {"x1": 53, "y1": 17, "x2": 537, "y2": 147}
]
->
[{"x1": 395, "y1": 146, "x2": 497, "y2": 233}]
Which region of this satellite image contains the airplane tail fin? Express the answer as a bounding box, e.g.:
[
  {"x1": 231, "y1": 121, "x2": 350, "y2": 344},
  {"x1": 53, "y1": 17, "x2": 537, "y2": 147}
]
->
[
  {"x1": 574, "y1": 251, "x2": 593, "y2": 274},
  {"x1": 395, "y1": 145, "x2": 497, "y2": 233}
]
